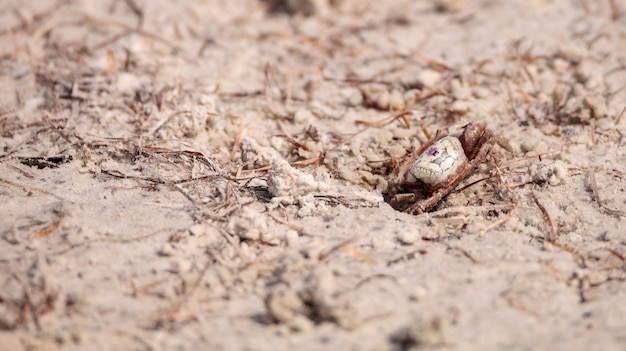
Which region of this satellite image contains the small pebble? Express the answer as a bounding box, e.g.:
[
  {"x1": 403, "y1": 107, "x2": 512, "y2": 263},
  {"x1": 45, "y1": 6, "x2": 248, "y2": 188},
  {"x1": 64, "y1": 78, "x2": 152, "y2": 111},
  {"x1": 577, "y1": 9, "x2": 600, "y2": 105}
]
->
[
  {"x1": 171, "y1": 259, "x2": 192, "y2": 273},
  {"x1": 188, "y1": 223, "x2": 206, "y2": 236},
  {"x1": 158, "y1": 243, "x2": 176, "y2": 257},
  {"x1": 398, "y1": 229, "x2": 420, "y2": 245}
]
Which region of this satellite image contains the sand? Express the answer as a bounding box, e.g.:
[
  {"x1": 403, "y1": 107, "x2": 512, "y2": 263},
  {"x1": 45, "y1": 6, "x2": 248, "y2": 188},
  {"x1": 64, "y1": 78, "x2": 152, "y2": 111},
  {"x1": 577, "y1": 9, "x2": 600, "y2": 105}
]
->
[{"x1": 1, "y1": 0, "x2": 625, "y2": 350}]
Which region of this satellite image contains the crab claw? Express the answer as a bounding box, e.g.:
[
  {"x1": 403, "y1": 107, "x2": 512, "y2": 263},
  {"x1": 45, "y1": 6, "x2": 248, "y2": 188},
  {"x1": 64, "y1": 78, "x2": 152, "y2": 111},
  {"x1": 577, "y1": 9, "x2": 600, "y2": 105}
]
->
[{"x1": 458, "y1": 122, "x2": 485, "y2": 159}]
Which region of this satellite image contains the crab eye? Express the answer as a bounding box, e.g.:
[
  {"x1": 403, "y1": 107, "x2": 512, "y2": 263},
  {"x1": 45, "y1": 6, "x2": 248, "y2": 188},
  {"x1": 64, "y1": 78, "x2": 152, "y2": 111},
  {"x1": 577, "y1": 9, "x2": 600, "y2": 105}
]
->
[
  {"x1": 427, "y1": 147, "x2": 439, "y2": 156},
  {"x1": 405, "y1": 136, "x2": 468, "y2": 188}
]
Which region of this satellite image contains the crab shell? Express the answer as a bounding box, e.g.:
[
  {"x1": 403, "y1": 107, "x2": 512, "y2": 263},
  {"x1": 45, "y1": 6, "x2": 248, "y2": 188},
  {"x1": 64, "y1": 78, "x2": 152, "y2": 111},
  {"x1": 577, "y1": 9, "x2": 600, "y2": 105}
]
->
[{"x1": 405, "y1": 136, "x2": 470, "y2": 190}]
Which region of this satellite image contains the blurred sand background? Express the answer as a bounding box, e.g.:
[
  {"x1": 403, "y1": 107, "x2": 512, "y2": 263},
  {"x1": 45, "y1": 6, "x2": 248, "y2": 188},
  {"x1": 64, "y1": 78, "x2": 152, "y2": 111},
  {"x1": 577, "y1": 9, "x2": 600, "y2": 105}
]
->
[{"x1": 1, "y1": 0, "x2": 626, "y2": 350}]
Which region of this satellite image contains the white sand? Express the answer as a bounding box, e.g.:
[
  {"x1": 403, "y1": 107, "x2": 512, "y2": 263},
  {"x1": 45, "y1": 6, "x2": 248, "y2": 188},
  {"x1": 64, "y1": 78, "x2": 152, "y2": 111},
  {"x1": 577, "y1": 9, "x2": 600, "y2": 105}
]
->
[{"x1": 1, "y1": 1, "x2": 625, "y2": 350}]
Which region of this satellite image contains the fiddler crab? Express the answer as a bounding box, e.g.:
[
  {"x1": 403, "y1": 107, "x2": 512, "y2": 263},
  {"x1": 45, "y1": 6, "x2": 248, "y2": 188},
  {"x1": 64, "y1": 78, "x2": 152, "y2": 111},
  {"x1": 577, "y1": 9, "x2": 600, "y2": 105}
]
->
[{"x1": 385, "y1": 122, "x2": 512, "y2": 215}]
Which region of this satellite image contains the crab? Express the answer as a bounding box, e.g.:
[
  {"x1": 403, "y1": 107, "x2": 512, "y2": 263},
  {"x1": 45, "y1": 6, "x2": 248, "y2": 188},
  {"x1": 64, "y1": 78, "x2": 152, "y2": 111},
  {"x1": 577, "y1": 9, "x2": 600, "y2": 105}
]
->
[{"x1": 385, "y1": 122, "x2": 512, "y2": 215}]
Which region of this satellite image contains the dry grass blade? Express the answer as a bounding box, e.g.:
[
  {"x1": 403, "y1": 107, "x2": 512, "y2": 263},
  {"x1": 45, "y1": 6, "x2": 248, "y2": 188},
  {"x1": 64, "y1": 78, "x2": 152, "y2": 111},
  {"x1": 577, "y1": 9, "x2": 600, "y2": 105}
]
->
[
  {"x1": 340, "y1": 246, "x2": 377, "y2": 264},
  {"x1": 0, "y1": 177, "x2": 61, "y2": 198},
  {"x1": 355, "y1": 110, "x2": 413, "y2": 129},
  {"x1": 31, "y1": 219, "x2": 62, "y2": 239},
  {"x1": 318, "y1": 238, "x2": 357, "y2": 261}
]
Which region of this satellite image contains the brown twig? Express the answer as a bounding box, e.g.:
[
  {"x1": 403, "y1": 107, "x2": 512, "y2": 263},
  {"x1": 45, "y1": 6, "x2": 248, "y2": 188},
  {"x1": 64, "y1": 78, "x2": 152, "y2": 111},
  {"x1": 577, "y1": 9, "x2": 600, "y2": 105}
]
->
[
  {"x1": 479, "y1": 204, "x2": 520, "y2": 236},
  {"x1": 122, "y1": 0, "x2": 144, "y2": 27},
  {"x1": 428, "y1": 204, "x2": 515, "y2": 218},
  {"x1": 352, "y1": 274, "x2": 398, "y2": 291},
  {"x1": 238, "y1": 155, "x2": 323, "y2": 175},
  {"x1": 49, "y1": 228, "x2": 172, "y2": 257},
  {"x1": 531, "y1": 191, "x2": 556, "y2": 242},
  {"x1": 615, "y1": 105, "x2": 626, "y2": 125},
  {"x1": 78, "y1": 13, "x2": 179, "y2": 51},
  {"x1": 0, "y1": 0, "x2": 69, "y2": 36},
  {"x1": 131, "y1": 278, "x2": 169, "y2": 297},
  {"x1": 446, "y1": 246, "x2": 479, "y2": 264},
  {"x1": 355, "y1": 110, "x2": 413, "y2": 129}
]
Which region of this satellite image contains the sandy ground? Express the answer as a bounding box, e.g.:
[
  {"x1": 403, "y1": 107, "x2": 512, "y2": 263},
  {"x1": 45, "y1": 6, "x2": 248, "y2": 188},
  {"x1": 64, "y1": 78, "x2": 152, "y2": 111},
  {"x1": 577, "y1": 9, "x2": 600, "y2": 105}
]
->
[{"x1": 1, "y1": 0, "x2": 626, "y2": 350}]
